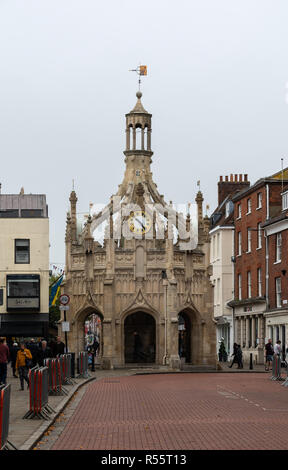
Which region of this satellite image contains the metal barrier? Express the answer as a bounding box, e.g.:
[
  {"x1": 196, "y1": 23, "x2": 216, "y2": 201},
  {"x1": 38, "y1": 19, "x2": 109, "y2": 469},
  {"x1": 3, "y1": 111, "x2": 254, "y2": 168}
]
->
[
  {"x1": 59, "y1": 354, "x2": 75, "y2": 385},
  {"x1": 270, "y1": 355, "x2": 285, "y2": 381},
  {"x1": 282, "y1": 362, "x2": 288, "y2": 387},
  {"x1": 0, "y1": 384, "x2": 17, "y2": 450},
  {"x1": 44, "y1": 358, "x2": 68, "y2": 396},
  {"x1": 77, "y1": 352, "x2": 90, "y2": 379},
  {"x1": 23, "y1": 366, "x2": 55, "y2": 420}
]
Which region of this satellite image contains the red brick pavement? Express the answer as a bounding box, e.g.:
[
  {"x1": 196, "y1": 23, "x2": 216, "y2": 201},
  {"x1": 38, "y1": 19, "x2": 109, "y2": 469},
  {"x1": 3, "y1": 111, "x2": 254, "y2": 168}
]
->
[{"x1": 51, "y1": 373, "x2": 288, "y2": 450}]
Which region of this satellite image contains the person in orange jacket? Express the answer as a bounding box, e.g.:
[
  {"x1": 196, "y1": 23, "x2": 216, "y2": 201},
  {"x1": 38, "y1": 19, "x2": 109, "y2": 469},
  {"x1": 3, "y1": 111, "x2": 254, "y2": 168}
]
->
[{"x1": 15, "y1": 342, "x2": 32, "y2": 390}]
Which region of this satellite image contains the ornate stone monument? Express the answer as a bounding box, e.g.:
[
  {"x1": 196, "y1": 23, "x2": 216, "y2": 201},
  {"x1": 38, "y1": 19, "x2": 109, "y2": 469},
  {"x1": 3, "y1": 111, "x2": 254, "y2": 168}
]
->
[{"x1": 62, "y1": 91, "x2": 216, "y2": 369}]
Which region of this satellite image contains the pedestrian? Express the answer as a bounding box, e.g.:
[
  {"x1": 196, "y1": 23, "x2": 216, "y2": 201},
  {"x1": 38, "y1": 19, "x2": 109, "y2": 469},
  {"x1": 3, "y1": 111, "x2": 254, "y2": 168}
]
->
[
  {"x1": 274, "y1": 340, "x2": 281, "y2": 356},
  {"x1": 265, "y1": 338, "x2": 274, "y2": 371},
  {"x1": 236, "y1": 344, "x2": 243, "y2": 369},
  {"x1": 9, "y1": 342, "x2": 20, "y2": 378},
  {"x1": 93, "y1": 335, "x2": 99, "y2": 355},
  {"x1": 218, "y1": 339, "x2": 228, "y2": 362},
  {"x1": 229, "y1": 343, "x2": 239, "y2": 368},
  {"x1": 0, "y1": 337, "x2": 10, "y2": 385},
  {"x1": 15, "y1": 342, "x2": 32, "y2": 390},
  {"x1": 37, "y1": 340, "x2": 52, "y2": 366},
  {"x1": 27, "y1": 338, "x2": 39, "y2": 368},
  {"x1": 54, "y1": 336, "x2": 65, "y2": 357}
]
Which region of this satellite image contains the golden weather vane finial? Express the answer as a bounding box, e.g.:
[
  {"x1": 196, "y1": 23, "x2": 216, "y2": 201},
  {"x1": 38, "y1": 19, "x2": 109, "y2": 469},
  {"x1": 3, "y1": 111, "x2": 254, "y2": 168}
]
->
[{"x1": 129, "y1": 64, "x2": 147, "y2": 91}]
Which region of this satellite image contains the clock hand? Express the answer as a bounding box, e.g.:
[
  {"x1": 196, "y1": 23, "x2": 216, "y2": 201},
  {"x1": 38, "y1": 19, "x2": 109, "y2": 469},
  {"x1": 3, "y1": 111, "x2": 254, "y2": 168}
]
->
[{"x1": 135, "y1": 218, "x2": 145, "y2": 230}]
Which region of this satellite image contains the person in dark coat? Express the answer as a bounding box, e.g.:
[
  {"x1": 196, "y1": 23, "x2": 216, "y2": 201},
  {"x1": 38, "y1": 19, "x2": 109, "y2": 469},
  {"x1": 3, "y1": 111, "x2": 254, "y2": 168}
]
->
[
  {"x1": 236, "y1": 344, "x2": 243, "y2": 369},
  {"x1": 10, "y1": 342, "x2": 20, "y2": 378},
  {"x1": 37, "y1": 340, "x2": 52, "y2": 366},
  {"x1": 27, "y1": 338, "x2": 39, "y2": 368},
  {"x1": 54, "y1": 336, "x2": 65, "y2": 357},
  {"x1": 0, "y1": 337, "x2": 10, "y2": 385},
  {"x1": 229, "y1": 343, "x2": 240, "y2": 368}
]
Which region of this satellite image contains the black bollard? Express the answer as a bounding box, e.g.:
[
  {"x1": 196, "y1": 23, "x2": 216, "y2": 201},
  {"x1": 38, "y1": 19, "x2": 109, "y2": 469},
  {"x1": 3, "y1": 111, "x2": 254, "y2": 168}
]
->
[
  {"x1": 249, "y1": 353, "x2": 253, "y2": 370},
  {"x1": 91, "y1": 352, "x2": 95, "y2": 372}
]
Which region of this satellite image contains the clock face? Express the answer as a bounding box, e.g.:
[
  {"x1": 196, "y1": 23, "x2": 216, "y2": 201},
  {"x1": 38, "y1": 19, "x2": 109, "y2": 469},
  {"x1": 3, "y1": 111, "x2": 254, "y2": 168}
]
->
[{"x1": 128, "y1": 210, "x2": 152, "y2": 234}]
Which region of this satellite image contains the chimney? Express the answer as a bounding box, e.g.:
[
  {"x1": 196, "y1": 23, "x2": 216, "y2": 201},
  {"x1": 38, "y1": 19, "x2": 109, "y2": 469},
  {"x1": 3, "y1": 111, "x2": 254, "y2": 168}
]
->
[{"x1": 218, "y1": 174, "x2": 250, "y2": 206}]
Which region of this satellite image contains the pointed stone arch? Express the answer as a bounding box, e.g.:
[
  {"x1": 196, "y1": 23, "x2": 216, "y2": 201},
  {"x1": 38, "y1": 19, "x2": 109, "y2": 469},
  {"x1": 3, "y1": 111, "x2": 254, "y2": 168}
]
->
[
  {"x1": 73, "y1": 304, "x2": 104, "y2": 357},
  {"x1": 177, "y1": 306, "x2": 203, "y2": 365},
  {"x1": 119, "y1": 292, "x2": 160, "y2": 365},
  {"x1": 123, "y1": 311, "x2": 156, "y2": 364}
]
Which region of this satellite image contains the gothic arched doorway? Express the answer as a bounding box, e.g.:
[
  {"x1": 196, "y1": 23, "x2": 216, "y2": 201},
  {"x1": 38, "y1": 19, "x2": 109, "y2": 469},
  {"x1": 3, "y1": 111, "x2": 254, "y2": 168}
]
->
[
  {"x1": 84, "y1": 312, "x2": 103, "y2": 364},
  {"x1": 178, "y1": 311, "x2": 192, "y2": 363},
  {"x1": 124, "y1": 311, "x2": 156, "y2": 363}
]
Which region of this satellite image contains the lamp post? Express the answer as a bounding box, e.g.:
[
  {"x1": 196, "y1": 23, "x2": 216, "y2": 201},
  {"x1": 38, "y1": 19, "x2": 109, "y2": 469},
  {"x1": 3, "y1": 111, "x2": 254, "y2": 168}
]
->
[{"x1": 161, "y1": 270, "x2": 168, "y2": 365}]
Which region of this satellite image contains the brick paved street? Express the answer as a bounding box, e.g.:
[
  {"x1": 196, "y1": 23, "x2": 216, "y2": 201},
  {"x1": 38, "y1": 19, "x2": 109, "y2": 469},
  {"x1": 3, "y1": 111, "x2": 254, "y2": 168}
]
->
[{"x1": 35, "y1": 372, "x2": 288, "y2": 451}]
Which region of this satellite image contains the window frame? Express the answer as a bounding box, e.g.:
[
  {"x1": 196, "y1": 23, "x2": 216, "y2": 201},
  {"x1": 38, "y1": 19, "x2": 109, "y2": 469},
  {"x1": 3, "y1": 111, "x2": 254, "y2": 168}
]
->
[
  {"x1": 257, "y1": 268, "x2": 262, "y2": 297},
  {"x1": 276, "y1": 277, "x2": 282, "y2": 308},
  {"x1": 256, "y1": 192, "x2": 262, "y2": 209},
  {"x1": 247, "y1": 228, "x2": 252, "y2": 252},
  {"x1": 6, "y1": 274, "x2": 40, "y2": 312},
  {"x1": 247, "y1": 271, "x2": 251, "y2": 298},
  {"x1": 15, "y1": 239, "x2": 30, "y2": 264},
  {"x1": 276, "y1": 233, "x2": 282, "y2": 263},
  {"x1": 238, "y1": 273, "x2": 242, "y2": 300},
  {"x1": 238, "y1": 231, "x2": 242, "y2": 256},
  {"x1": 282, "y1": 191, "x2": 288, "y2": 211},
  {"x1": 247, "y1": 198, "x2": 252, "y2": 214},
  {"x1": 257, "y1": 222, "x2": 262, "y2": 249}
]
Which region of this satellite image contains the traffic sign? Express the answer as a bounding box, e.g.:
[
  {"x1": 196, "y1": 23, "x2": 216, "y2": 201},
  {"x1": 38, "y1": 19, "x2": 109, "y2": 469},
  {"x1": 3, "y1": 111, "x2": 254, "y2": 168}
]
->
[
  {"x1": 59, "y1": 294, "x2": 70, "y2": 306},
  {"x1": 62, "y1": 321, "x2": 70, "y2": 332}
]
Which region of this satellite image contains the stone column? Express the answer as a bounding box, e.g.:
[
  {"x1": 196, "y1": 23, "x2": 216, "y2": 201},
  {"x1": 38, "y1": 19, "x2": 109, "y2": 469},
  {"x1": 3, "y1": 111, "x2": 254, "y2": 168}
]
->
[
  {"x1": 252, "y1": 316, "x2": 256, "y2": 349},
  {"x1": 240, "y1": 317, "x2": 244, "y2": 348},
  {"x1": 245, "y1": 316, "x2": 249, "y2": 349},
  {"x1": 167, "y1": 280, "x2": 180, "y2": 369},
  {"x1": 141, "y1": 127, "x2": 145, "y2": 150},
  {"x1": 126, "y1": 128, "x2": 130, "y2": 150},
  {"x1": 258, "y1": 315, "x2": 264, "y2": 364},
  {"x1": 147, "y1": 128, "x2": 151, "y2": 150},
  {"x1": 133, "y1": 127, "x2": 136, "y2": 150},
  {"x1": 101, "y1": 279, "x2": 114, "y2": 369}
]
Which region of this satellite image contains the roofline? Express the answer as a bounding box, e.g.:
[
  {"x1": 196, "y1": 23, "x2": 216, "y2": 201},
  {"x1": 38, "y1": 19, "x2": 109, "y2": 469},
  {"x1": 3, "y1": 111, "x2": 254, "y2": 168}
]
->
[{"x1": 232, "y1": 178, "x2": 288, "y2": 202}]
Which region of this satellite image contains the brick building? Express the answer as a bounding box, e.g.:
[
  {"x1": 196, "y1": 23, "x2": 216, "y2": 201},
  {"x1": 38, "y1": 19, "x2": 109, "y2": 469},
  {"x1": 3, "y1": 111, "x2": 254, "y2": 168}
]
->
[
  {"x1": 228, "y1": 169, "x2": 288, "y2": 364},
  {"x1": 262, "y1": 184, "x2": 288, "y2": 359}
]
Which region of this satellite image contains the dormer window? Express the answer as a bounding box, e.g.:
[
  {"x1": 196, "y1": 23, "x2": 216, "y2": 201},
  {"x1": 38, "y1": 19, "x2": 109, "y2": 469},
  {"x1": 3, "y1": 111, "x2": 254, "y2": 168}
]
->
[
  {"x1": 225, "y1": 202, "x2": 229, "y2": 218},
  {"x1": 282, "y1": 191, "x2": 288, "y2": 210}
]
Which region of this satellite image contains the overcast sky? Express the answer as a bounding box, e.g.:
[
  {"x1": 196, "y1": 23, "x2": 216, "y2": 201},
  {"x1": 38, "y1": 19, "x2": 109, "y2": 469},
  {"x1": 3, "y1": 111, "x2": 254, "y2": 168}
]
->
[{"x1": 1, "y1": 0, "x2": 288, "y2": 267}]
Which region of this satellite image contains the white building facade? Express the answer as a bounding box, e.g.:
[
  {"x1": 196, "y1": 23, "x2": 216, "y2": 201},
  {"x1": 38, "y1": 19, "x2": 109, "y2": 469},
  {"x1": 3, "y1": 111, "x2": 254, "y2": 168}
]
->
[
  {"x1": 209, "y1": 225, "x2": 234, "y2": 359},
  {"x1": 0, "y1": 193, "x2": 49, "y2": 342}
]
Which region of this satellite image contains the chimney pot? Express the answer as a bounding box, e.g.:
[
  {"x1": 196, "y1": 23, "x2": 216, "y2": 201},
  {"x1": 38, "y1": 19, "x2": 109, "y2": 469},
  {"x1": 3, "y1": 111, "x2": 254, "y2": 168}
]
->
[
  {"x1": 244, "y1": 174, "x2": 248, "y2": 182},
  {"x1": 235, "y1": 174, "x2": 238, "y2": 182},
  {"x1": 225, "y1": 176, "x2": 228, "y2": 182},
  {"x1": 230, "y1": 174, "x2": 233, "y2": 182},
  {"x1": 220, "y1": 176, "x2": 223, "y2": 182},
  {"x1": 239, "y1": 174, "x2": 243, "y2": 182}
]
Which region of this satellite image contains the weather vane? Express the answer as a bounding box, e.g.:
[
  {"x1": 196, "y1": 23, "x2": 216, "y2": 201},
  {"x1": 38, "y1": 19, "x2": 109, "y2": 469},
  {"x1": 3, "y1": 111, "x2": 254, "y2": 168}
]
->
[{"x1": 129, "y1": 64, "x2": 147, "y2": 91}]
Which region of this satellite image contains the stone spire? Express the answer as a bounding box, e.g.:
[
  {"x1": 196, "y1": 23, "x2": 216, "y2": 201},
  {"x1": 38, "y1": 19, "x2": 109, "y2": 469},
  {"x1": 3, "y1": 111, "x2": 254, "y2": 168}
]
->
[{"x1": 69, "y1": 190, "x2": 78, "y2": 242}]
